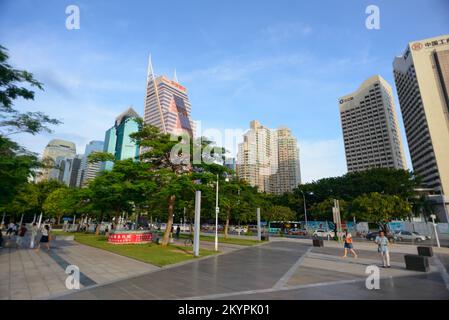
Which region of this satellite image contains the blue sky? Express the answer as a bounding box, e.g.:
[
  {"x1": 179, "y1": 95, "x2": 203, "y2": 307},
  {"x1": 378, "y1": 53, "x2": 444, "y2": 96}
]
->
[{"x1": 1, "y1": 0, "x2": 448, "y2": 182}]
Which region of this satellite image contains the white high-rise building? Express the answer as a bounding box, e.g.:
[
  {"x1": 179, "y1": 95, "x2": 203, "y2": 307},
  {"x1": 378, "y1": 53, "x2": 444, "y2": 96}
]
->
[
  {"x1": 77, "y1": 140, "x2": 104, "y2": 187},
  {"x1": 393, "y1": 34, "x2": 449, "y2": 221},
  {"x1": 339, "y1": 75, "x2": 407, "y2": 172},
  {"x1": 237, "y1": 120, "x2": 301, "y2": 194}
]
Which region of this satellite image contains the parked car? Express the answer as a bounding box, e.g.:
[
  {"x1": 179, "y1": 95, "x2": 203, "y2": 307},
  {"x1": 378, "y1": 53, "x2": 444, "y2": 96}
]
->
[
  {"x1": 313, "y1": 229, "x2": 335, "y2": 238},
  {"x1": 394, "y1": 231, "x2": 427, "y2": 242},
  {"x1": 288, "y1": 228, "x2": 308, "y2": 236},
  {"x1": 366, "y1": 231, "x2": 395, "y2": 242},
  {"x1": 230, "y1": 226, "x2": 248, "y2": 234}
]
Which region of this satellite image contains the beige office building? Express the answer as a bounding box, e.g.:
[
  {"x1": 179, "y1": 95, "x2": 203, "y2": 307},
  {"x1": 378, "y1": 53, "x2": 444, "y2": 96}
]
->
[
  {"x1": 339, "y1": 75, "x2": 407, "y2": 173},
  {"x1": 237, "y1": 120, "x2": 300, "y2": 194},
  {"x1": 39, "y1": 139, "x2": 76, "y2": 182},
  {"x1": 393, "y1": 34, "x2": 449, "y2": 221}
]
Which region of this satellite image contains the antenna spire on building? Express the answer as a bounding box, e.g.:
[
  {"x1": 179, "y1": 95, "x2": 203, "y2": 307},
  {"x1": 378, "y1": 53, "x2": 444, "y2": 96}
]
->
[
  {"x1": 173, "y1": 69, "x2": 178, "y2": 83},
  {"x1": 147, "y1": 54, "x2": 155, "y2": 81}
]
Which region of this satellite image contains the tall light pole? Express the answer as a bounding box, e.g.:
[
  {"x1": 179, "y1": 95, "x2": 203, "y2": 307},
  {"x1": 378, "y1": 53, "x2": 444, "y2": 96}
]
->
[
  {"x1": 301, "y1": 191, "x2": 313, "y2": 230},
  {"x1": 430, "y1": 214, "x2": 441, "y2": 248},
  {"x1": 214, "y1": 173, "x2": 229, "y2": 252},
  {"x1": 215, "y1": 174, "x2": 219, "y2": 252}
]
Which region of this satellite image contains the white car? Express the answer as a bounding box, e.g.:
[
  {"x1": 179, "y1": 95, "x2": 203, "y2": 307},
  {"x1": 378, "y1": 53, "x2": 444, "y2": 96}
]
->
[
  {"x1": 230, "y1": 226, "x2": 248, "y2": 234},
  {"x1": 394, "y1": 231, "x2": 427, "y2": 242},
  {"x1": 313, "y1": 229, "x2": 335, "y2": 238}
]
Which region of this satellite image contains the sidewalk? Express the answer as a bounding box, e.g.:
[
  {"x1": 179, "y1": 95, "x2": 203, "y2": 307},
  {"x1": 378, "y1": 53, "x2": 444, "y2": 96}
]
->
[{"x1": 0, "y1": 237, "x2": 158, "y2": 300}]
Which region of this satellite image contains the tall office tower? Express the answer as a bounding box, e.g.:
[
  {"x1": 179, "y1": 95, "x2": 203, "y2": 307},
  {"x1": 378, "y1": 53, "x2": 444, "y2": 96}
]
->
[
  {"x1": 339, "y1": 75, "x2": 407, "y2": 173},
  {"x1": 143, "y1": 56, "x2": 194, "y2": 137},
  {"x1": 101, "y1": 107, "x2": 140, "y2": 171},
  {"x1": 275, "y1": 127, "x2": 301, "y2": 195},
  {"x1": 237, "y1": 120, "x2": 277, "y2": 193},
  {"x1": 39, "y1": 139, "x2": 76, "y2": 182},
  {"x1": 237, "y1": 121, "x2": 301, "y2": 194},
  {"x1": 68, "y1": 155, "x2": 82, "y2": 187},
  {"x1": 58, "y1": 155, "x2": 82, "y2": 187},
  {"x1": 393, "y1": 34, "x2": 449, "y2": 221},
  {"x1": 81, "y1": 160, "x2": 103, "y2": 187},
  {"x1": 77, "y1": 141, "x2": 104, "y2": 187}
]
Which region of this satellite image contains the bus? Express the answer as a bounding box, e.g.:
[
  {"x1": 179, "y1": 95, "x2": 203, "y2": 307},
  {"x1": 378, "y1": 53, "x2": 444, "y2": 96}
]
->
[{"x1": 268, "y1": 221, "x2": 302, "y2": 234}]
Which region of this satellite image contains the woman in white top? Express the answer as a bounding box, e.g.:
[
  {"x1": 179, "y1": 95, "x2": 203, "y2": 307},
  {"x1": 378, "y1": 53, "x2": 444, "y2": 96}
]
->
[{"x1": 35, "y1": 224, "x2": 51, "y2": 251}]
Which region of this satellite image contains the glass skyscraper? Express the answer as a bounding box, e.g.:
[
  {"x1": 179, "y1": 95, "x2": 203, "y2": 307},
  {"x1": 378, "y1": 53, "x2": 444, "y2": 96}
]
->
[{"x1": 101, "y1": 107, "x2": 140, "y2": 171}]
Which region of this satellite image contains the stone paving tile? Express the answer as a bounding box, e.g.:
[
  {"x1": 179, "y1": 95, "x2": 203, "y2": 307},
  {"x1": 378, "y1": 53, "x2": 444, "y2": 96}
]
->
[
  {"x1": 1, "y1": 240, "x2": 159, "y2": 300},
  {"x1": 60, "y1": 241, "x2": 309, "y2": 300}
]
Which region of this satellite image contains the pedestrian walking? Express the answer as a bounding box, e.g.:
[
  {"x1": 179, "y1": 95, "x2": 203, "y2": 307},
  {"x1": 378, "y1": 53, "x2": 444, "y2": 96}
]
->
[
  {"x1": 30, "y1": 222, "x2": 38, "y2": 249},
  {"x1": 176, "y1": 225, "x2": 181, "y2": 239},
  {"x1": 375, "y1": 230, "x2": 391, "y2": 268},
  {"x1": 6, "y1": 222, "x2": 15, "y2": 237},
  {"x1": 16, "y1": 223, "x2": 27, "y2": 248},
  {"x1": 0, "y1": 229, "x2": 4, "y2": 248},
  {"x1": 35, "y1": 224, "x2": 51, "y2": 252},
  {"x1": 342, "y1": 230, "x2": 358, "y2": 258}
]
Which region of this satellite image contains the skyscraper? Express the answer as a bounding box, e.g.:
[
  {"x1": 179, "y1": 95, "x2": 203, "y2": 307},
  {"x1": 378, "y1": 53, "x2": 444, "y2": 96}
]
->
[
  {"x1": 393, "y1": 34, "x2": 449, "y2": 221},
  {"x1": 275, "y1": 127, "x2": 302, "y2": 195},
  {"x1": 58, "y1": 155, "x2": 82, "y2": 187},
  {"x1": 339, "y1": 75, "x2": 407, "y2": 173},
  {"x1": 101, "y1": 107, "x2": 140, "y2": 172},
  {"x1": 237, "y1": 120, "x2": 300, "y2": 194},
  {"x1": 77, "y1": 140, "x2": 104, "y2": 187},
  {"x1": 39, "y1": 139, "x2": 76, "y2": 182},
  {"x1": 143, "y1": 56, "x2": 194, "y2": 137}
]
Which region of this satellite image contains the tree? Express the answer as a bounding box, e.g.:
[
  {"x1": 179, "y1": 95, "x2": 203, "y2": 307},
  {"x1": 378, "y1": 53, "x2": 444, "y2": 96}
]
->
[
  {"x1": 43, "y1": 188, "x2": 75, "y2": 224},
  {"x1": 130, "y1": 121, "x2": 225, "y2": 246},
  {"x1": 350, "y1": 192, "x2": 411, "y2": 232},
  {"x1": 263, "y1": 205, "x2": 295, "y2": 223},
  {"x1": 0, "y1": 45, "x2": 60, "y2": 209},
  {"x1": 310, "y1": 198, "x2": 348, "y2": 221}
]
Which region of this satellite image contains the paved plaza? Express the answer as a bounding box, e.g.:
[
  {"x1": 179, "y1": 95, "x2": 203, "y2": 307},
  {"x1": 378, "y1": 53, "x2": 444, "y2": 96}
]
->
[
  {"x1": 2, "y1": 236, "x2": 449, "y2": 300},
  {"x1": 58, "y1": 239, "x2": 449, "y2": 300},
  {"x1": 0, "y1": 236, "x2": 158, "y2": 300}
]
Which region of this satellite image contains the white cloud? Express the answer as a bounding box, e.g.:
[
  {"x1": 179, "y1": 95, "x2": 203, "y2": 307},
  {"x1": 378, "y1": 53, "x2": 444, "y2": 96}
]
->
[
  {"x1": 182, "y1": 53, "x2": 310, "y2": 84},
  {"x1": 261, "y1": 22, "x2": 312, "y2": 43}
]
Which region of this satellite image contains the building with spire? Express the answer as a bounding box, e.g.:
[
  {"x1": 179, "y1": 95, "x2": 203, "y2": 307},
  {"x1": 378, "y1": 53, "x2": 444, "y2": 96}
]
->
[{"x1": 143, "y1": 55, "x2": 194, "y2": 137}]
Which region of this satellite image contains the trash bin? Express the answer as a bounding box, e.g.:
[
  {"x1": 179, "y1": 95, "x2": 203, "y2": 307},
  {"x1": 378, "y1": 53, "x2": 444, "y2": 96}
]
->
[
  {"x1": 313, "y1": 238, "x2": 324, "y2": 247},
  {"x1": 417, "y1": 246, "x2": 433, "y2": 257},
  {"x1": 404, "y1": 254, "x2": 429, "y2": 272}
]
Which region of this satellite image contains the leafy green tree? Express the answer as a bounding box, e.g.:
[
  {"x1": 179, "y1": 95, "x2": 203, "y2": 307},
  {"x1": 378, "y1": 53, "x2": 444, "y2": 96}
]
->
[
  {"x1": 0, "y1": 45, "x2": 60, "y2": 209},
  {"x1": 310, "y1": 198, "x2": 348, "y2": 221},
  {"x1": 130, "y1": 121, "x2": 225, "y2": 246},
  {"x1": 43, "y1": 188, "x2": 76, "y2": 224},
  {"x1": 350, "y1": 192, "x2": 411, "y2": 232},
  {"x1": 263, "y1": 205, "x2": 296, "y2": 222}
]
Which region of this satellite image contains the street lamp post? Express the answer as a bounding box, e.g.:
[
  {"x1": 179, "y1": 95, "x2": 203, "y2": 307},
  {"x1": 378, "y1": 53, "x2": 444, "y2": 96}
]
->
[
  {"x1": 301, "y1": 191, "x2": 313, "y2": 230},
  {"x1": 215, "y1": 174, "x2": 219, "y2": 252},
  {"x1": 430, "y1": 214, "x2": 441, "y2": 248},
  {"x1": 214, "y1": 173, "x2": 229, "y2": 252}
]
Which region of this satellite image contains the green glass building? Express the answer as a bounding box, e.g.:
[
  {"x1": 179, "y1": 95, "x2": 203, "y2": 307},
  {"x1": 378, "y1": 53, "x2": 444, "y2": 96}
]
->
[{"x1": 101, "y1": 107, "x2": 140, "y2": 171}]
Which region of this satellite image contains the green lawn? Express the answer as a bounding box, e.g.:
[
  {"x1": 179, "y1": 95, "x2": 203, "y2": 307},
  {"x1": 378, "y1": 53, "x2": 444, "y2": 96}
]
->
[
  {"x1": 178, "y1": 233, "x2": 261, "y2": 246},
  {"x1": 54, "y1": 232, "x2": 216, "y2": 267}
]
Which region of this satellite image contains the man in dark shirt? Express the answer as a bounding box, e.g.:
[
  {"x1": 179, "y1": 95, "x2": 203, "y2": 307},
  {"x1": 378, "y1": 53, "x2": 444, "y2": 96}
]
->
[{"x1": 16, "y1": 223, "x2": 27, "y2": 248}]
